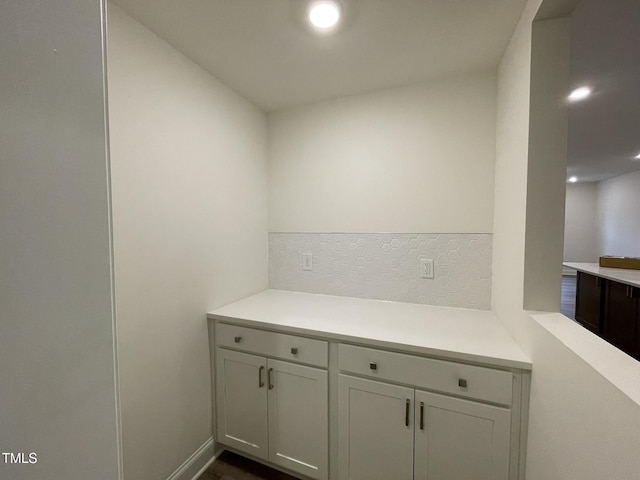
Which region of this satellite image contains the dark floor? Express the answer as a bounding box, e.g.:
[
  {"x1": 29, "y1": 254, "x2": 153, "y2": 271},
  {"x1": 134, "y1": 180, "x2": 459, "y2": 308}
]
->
[
  {"x1": 198, "y1": 451, "x2": 299, "y2": 480},
  {"x1": 561, "y1": 275, "x2": 577, "y2": 320}
]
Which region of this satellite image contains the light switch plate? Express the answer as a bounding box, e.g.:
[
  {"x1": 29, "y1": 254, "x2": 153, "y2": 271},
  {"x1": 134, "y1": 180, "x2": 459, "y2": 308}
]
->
[
  {"x1": 302, "y1": 253, "x2": 313, "y2": 271},
  {"x1": 421, "y1": 258, "x2": 434, "y2": 279}
]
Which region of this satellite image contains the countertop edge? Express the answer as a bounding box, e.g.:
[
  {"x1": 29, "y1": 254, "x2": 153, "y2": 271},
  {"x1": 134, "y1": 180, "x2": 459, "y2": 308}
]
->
[{"x1": 564, "y1": 262, "x2": 640, "y2": 288}]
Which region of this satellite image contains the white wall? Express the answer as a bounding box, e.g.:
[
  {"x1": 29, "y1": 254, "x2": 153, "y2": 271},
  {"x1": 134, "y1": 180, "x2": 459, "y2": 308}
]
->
[
  {"x1": 492, "y1": 0, "x2": 540, "y2": 354},
  {"x1": 563, "y1": 170, "x2": 640, "y2": 264},
  {"x1": 522, "y1": 16, "x2": 571, "y2": 310},
  {"x1": 564, "y1": 182, "x2": 599, "y2": 262},
  {"x1": 268, "y1": 71, "x2": 497, "y2": 233},
  {"x1": 0, "y1": 1, "x2": 122, "y2": 479},
  {"x1": 107, "y1": 5, "x2": 268, "y2": 479},
  {"x1": 597, "y1": 169, "x2": 640, "y2": 257},
  {"x1": 493, "y1": 1, "x2": 640, "y2": 478}
]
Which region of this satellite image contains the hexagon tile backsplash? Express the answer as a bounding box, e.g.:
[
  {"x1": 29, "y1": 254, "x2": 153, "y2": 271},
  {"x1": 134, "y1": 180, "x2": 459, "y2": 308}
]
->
[{"x1": 269, "y1": 233, "x2": 492, "y2": 310}]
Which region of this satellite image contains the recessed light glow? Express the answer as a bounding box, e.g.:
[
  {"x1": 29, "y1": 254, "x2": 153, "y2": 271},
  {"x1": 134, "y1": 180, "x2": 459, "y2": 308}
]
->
[
  {"x1": 568, "y1": 176, "x2": 578, "y2": 183},
  {"x1": 568, "y1": 87, "x2": 592, "y2": 102},
  {"x1": 308, "y1": 1, "x2": 341, "y2": 30},
  {"x1": 634, "y1": 153, "x2": 640, "y2": 159}
]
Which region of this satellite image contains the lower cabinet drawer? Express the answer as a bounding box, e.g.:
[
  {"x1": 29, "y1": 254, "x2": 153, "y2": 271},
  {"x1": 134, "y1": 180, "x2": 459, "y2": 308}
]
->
[
  {"x1": 217, "y1": 323, "x2": 328, "y2": 368},
  {"x1": 338, "y1": 344, "x2": 513, "y2": 406}
]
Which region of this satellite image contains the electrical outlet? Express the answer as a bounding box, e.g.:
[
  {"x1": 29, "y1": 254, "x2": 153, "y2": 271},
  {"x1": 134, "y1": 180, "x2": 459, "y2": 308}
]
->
[
  {"x1": 302, "y1": 253, "x2": 313, "y2": 271},
  {"x1": 421, "y1": 258, "x2": 434, "y2": 279}
]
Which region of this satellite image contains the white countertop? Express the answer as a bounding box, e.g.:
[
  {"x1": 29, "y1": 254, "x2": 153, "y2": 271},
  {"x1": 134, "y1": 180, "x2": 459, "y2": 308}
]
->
[
  {"x1": 564, "y1": 262, "x2": 640, "y2": 288},
  {"x1": 208, "y1": 289, "x2": 531, "y2": 370}
]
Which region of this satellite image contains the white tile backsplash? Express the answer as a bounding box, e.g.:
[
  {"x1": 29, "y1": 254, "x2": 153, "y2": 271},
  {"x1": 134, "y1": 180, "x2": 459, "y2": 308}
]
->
[{"x1": 269, "y1": 233, "x2": 492, "y2": 310}]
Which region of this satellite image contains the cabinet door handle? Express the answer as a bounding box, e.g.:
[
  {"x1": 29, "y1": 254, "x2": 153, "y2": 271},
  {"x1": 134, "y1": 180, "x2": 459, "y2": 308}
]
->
[
  {"x1": 627, "y1": 285, "x2": 634, "y2": 298},
  {"x1": 596, "y1": 278, "x2": 601, "y2": 287},
  {"x1": 405, "y1": 399, "x2": 410, "y2": 427},
  {"x1": 419, "y1": 402, "x2": 424, "y2": 431},
  {"x1": 268, "y1": 368, "x2": 274, "y2": 390},
  {"x1": 258, "y1": 366, "x2": 264, "y2": 388}
]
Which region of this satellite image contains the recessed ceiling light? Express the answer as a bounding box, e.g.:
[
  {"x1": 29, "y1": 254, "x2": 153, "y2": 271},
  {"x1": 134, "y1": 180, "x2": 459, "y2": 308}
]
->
[
  {"x1": 568, "y1": 87, "x2": 592, "y2": 102},
  {"x1": 568, "y1": 176, "x2": 578, "y2": 183},
  {"x1": 308, "y1": 0, "x2": 341, "y2": 30},
  {"x1": 634, "y1": 153, "x2": 640, "y2": 159}
]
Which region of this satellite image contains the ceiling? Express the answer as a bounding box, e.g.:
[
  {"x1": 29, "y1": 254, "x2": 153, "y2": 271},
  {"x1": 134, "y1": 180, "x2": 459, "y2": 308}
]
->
[
  {"x1": 567, "y1": 0, "x2": 640, "y2": 182},
  {"x1": 111, "y1": 0, "x2": 527, "y2": 112}
]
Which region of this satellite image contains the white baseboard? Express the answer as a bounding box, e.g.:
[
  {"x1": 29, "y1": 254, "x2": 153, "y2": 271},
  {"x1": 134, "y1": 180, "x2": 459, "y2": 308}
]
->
[
  {"x1": 166, "y1": 437, "x2": 216, "y2": 480},
  {"x1": 188, "y1": 454, "x2": 217, "y2": 480}
]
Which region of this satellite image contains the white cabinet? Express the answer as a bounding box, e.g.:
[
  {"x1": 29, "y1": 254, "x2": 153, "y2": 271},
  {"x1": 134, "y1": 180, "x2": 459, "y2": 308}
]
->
[
  {"x1": 338, "y1": 375, "x2": 414, "y2": 480},
  {"x1": 414, "y1": 390, "x2": 510, "y2": 480},
  {"x1": 339, "y1": 369, "x2": 512, "y2": 480},
  {"x1": 212, "y1": 319, "x2": 529, "y2": 480},
  {"x1": 217, "y1": 323, "x2": 328, "y2": 367},
  {"x1": 338, "y1": 344, "x2": 513, "y2": 406},
  {"x1": 216, "y1": 349, "x2": 268, "y2": 459},
  {"x1": 215, "y1": 329, "x2": 329, "y2": 480},
  {"x1": 268, "y1": 358, "x2": 328, "y2": 479}
]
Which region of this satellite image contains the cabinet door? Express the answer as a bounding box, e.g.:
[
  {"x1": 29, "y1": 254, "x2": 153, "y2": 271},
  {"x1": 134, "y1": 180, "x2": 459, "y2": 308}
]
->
[
  {"x1": 414, "y1": 390, "x2": 510, "y2": 480},
  {"x1": 267, "y1": 359, "x2": 328, "y2": 480},
  {"x1": 603, "y1": 281, "x2": 638, "y2": 357},
  {"x1": 575, "y1": 272, "x2": 603, "y2": 333},
  {"x1": 216, "y1": 349, "x2": 268, "y2": 460},
  {"x1": 338, "y1": 375, "x2": 414, "y2": 480}
]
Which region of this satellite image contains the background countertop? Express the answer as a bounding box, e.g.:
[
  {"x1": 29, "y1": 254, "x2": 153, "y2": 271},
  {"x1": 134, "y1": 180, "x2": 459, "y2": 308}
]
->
[{"x1": 564, "y1": 262, "x2": 640, "y2": 288}]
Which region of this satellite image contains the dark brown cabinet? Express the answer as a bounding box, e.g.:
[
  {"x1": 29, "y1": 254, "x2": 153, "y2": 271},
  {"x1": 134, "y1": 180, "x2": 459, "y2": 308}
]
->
[
  {"x1": 603, "y1": 281, "x2": 639, "y2": 356},
  {"x1": 574, "y1": 271, "x2": 640, "y2": 360},
  {"x1": 575, "y1": 272, "x2": 603, "y2": 334}
]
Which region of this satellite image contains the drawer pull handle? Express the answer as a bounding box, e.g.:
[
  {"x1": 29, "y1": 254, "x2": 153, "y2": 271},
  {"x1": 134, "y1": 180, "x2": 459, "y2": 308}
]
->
[
  {"x1": 458, "y1": 378, "x2": 468, "y2": 389},
  {"x1": 290, "y1": 347, "x2": 298, "y2": 355},
  {"x1": 405, "y1": 399, "x2": 410, "y2": 427},
  {"x1": 234, "y1": 336, "x2": 242, "y2": 343},
  {"x1": 369, "y1": 362, "x2": 377, "y2": 371},
  {"x1": 258, "y1": 366, "x2": 265, "y2": 388},
  {"x1": 268, "y1": 368, "x2": 274, "y2": 390},
  {"x1": 419, "y1": 402, "x2": 424, "y2": 431}
]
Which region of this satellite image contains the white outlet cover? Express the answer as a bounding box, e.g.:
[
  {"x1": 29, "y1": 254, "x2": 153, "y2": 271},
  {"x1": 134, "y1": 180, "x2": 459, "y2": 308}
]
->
[
  {"x1": 421, "y1": 258, "x2": 434, "y2": 279},
  {"x1": 302, "y1": 253, "x2": 313, "y2": 271}
]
